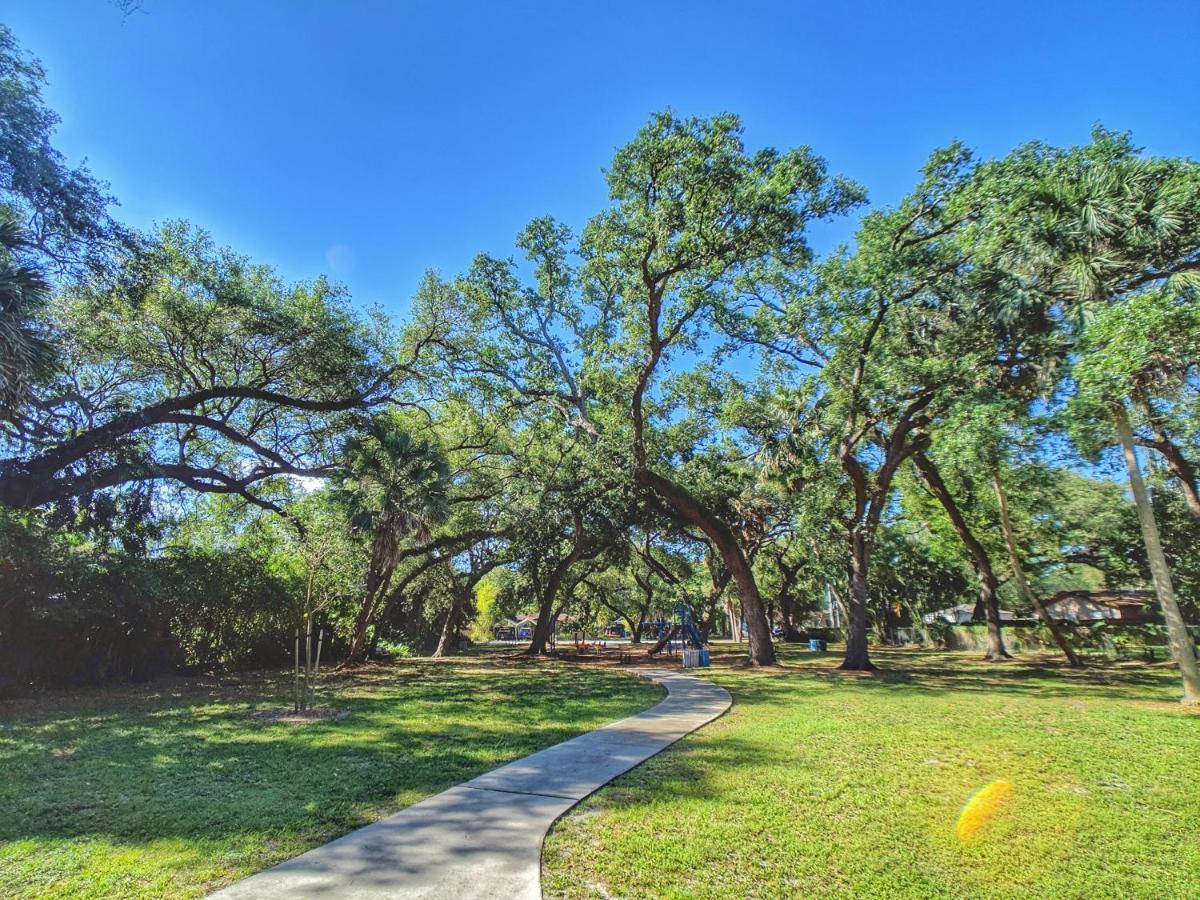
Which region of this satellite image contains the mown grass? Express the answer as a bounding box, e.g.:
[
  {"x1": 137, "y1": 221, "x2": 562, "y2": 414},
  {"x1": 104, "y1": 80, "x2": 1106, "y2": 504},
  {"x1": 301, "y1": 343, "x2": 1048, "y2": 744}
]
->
[
  {"x1": 0, "y1": 658, "x2": 661, "y2": 898},
  {"x1": 542, "y1": 646, "x2": 1200, "y2": 899}
]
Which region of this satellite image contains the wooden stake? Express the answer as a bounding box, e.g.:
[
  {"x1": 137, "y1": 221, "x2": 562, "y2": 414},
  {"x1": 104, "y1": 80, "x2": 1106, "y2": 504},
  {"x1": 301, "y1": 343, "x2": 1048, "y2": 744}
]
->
[
  {"x1": 304, "y1": 617, "x2": 313, "y2": 711},
  {"x1": 293, "y1": 628, "x2": 301, "y2": 713}
]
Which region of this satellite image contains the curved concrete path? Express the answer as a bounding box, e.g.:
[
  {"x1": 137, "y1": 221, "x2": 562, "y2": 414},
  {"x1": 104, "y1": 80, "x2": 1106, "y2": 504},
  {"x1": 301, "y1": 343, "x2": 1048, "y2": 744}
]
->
[{"x1": 210, "y1": 669, "x2": 730, "y2": 899}]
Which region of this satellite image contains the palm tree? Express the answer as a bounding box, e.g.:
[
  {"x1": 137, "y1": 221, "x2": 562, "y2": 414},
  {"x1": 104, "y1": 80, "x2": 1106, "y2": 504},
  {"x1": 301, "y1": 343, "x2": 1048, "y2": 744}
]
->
[
  {"x1": 982, "y1": 130, "x2": 1200, "y2": 701},
  {"x1": 338, "y1": 416, "x2": 450, "y2": 664},
  {"x1": 0, "y1": 219, "x2": 54, "y2": 423}
]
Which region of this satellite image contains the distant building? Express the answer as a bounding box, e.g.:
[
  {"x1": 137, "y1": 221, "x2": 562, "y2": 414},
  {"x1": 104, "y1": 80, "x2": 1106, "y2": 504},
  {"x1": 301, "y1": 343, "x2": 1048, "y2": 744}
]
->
[
  {"x1": 492, "y1": 618, "x2": 518, "y2": 641},
  {"x1": 1043, "y1": 590, "x2": 1152, "y2": 623}
]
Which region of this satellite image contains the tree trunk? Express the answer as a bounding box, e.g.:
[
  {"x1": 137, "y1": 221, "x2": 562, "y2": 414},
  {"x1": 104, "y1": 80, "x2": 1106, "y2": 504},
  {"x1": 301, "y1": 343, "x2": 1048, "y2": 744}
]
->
[
  {"x1": 635, "y1": 468, "x2": 775, "y2": 664},
  {"x1": 912, "y1": 453, "x2": 1010, "y2": 661},
  {"x1": 433, "y1": 590, "x2": 466, "y2": 658},
  {"x1": 344, "y1": 579, "x2": 387, "y2": 666},
  {"x1": 700, "y1": 565, "x2": 731, "y2": 639},
  {"x1": 527, "y1": 589, "x2": 558, "y2": 655},
  {"x1": 779, "y1": 592, "x2": 794, "y2": 634},
  {"x1": 1147, "y1": 434, "x2": 1200, "y2": 518},
  {"x1": 726, "y1": 598, "x2": 740, "y2": 641},
  {"x1": 1114, "y1": 403, "x2": 1200, "y2": 704},
  {"x1": 991, "y1": 470, "x2": 1082, "y2": 667},
  {"x1": 630, "y1": 575, "x2": 654, "y2": 646},
  {"x1": 526, "y1": 513, "x2": 589, "y2": 655},
  {"x1": 842, "y1": 537, "x2": 875, "y2": 670},
  {"x1": 344, "y1": 553, "x2": 443, "y2": 667},
  {"x1": 776, "y1": 563, "x2": 804, "y2": 641},
  {"x1": 645, "y1": 623, "x2": 678, "y2": 656},
  {"x1": 1135, "y1": 394, "x2": 1200, "y2": 519}
]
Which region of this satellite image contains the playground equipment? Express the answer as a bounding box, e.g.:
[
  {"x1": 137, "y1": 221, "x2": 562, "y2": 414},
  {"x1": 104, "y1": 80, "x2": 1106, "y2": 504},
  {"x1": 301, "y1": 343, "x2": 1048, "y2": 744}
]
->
[{"x1": 648, "y1": 604, "x2": 710, "y2": 667}]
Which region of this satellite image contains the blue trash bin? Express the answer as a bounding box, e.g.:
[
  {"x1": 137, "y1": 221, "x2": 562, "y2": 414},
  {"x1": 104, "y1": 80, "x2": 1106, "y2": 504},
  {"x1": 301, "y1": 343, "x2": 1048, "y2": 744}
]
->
[
  {"x1": 699, "y1": 648, "x2": 710, "y2": 667},
  {"x1": 809, "y1": 638, "x2": 826, "y2": 652}
]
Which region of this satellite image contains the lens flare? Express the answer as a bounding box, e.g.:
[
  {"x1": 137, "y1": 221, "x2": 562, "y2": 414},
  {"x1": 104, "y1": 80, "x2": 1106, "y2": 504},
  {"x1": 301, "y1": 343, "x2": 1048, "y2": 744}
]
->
[{"x1": 957, "y1": 780, "x2": 1013, "y2": 841}]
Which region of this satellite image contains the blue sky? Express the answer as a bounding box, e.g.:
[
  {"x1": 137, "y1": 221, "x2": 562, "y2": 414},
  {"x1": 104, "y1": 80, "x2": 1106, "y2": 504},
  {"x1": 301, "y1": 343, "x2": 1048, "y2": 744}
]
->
[{"x1": 8, "y1": 1, "x2": 1199, "y2": 316}]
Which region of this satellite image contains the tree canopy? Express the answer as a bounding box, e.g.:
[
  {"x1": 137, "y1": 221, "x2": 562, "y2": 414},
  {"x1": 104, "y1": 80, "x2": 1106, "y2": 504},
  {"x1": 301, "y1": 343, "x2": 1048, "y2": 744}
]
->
[{"x1": 2, "y1": 23, "x2": 1198, "y2": 702}]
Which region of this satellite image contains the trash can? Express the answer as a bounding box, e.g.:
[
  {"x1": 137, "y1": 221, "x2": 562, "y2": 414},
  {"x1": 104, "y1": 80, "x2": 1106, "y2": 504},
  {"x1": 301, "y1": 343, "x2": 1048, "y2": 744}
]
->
[
  {"x1": 699, "y1": 648, "x2": 710, "y2": 667},
  {"x1": 808, "y1": 638, "x2": 826, "y2": 652}
]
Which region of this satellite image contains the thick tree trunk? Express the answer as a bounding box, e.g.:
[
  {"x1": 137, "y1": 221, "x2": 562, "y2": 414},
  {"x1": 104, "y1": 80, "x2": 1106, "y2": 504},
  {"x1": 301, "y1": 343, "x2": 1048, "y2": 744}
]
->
[
  {"x1": 700, "y1": 565, "x2": 731, "y2": 638},
  {"x1": 635, "y1": 468, "x2": 775, "y2": 664},
  {"x1": 630, "y1": 575, "x2": 654, "y2": 646},
  {"x1": 779, "y1": 592, "x2": 795, "y2": 635},
  {"x1": 344, "y1": 602, "x2": 376, "y2": 666},
  {"x1": 912, "y1": 453, "x2": 1010, "y2": 661},
  {"x1": 527, "y1": 590, "x2": 559, "y2": 655},
  {"x1": 528, "y1": 533, "x2": 587, "y2": 655},
  {"x1": 433, "y1": 587, "x2": 469, "y2": 658},
  {"x1": 345, "y1": 575, "x2": 389, "y2": 666},
  {"x1": 991, "y1": 471, "x2": 1082, "y2": 667},
  {"x1": 1114, "y1": 403, "x2": 1200, "y2": 704},
  {"x1": 777, "y1": 564, "x2": 804, "y2": 641},
  {"x1": 345, "y1": 550, "x2": 450, "y2": 666},
  {"x1": 842, "y1": 537, "x2": 875, "y2": 670},
  {"x1": 647, "y1": 623, "x2": 680, "y2": 656}
]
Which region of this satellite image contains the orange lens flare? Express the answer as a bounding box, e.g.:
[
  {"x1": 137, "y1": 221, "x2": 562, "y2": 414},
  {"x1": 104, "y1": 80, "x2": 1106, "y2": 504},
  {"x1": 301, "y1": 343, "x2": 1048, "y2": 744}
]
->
[{"x1": 957, "y1": 780, "x2": 1013, "y2": 841}]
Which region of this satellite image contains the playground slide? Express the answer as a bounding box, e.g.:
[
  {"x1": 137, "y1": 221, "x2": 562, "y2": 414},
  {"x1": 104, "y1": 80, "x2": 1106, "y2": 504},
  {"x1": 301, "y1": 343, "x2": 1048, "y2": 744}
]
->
[{"x1": 648, "y1": 621, "x2": 708, "y2": 656}]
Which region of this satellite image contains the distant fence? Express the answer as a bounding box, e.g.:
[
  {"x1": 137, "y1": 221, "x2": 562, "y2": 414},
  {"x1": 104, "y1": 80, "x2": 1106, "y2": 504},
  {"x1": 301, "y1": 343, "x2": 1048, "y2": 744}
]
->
[{"x1": 929, "y1": 621, "x2": 1200, "y2": 660}]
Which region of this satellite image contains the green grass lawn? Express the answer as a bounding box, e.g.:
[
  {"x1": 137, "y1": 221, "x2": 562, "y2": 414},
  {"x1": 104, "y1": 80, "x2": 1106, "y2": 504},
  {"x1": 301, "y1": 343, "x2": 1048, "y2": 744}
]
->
[
  {"x1": 543, "y1": 646, "x2": 1200, "y2": 899},
  {"x1": 0, "y1": 658, "x2": 662, "y2": 898}
]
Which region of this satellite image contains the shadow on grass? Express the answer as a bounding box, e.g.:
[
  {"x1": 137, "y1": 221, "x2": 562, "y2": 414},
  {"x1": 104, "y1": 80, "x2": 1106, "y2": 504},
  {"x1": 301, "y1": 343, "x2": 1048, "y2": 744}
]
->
[
  {"x1": 698, "y1": 646, "x2": 1190, "y2": 706},
  {"x1": 0, "y1": 660, "x2": 663, "y2": 852}
]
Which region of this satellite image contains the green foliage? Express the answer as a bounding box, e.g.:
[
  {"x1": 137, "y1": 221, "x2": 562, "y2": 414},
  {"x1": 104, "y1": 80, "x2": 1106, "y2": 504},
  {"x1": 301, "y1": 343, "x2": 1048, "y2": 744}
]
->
[
  {"x1": 3, "y1": 45, "x2": 1196, "y2": 688},
  {"x1": 338, "y1": 414, "x2": 450, "y2": 541},
  {"x1": 1068, "y1": 290, "x2": 1200, "y2": 455},
  {"x1": 0, "y1": 25, "x2": 129, "y2": 275},
  {"x1": 1, "y1": 221, "x2": 399, "y2": 511},
  {"x1": 468, "y1": 574, "x2": 501, "y2": 643},
  {"x1": 0, "y1": 220, "x2": 53, "y2": 420},
  {"x1": 0, "y1": 505, "x2": 302, "y2": 690}
]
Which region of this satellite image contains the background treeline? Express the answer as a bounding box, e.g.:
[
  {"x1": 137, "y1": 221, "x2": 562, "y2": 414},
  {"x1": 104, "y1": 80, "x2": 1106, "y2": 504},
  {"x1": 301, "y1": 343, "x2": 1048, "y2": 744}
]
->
[{"x1": 1, "y1": 25, "x2": 1197, "y2": 699}]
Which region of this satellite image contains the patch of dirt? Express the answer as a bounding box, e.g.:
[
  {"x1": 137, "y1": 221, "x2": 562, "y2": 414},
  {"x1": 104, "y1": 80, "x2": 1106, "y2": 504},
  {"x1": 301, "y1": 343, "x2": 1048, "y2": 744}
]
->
[
  {"x1": 1133, "y1": 699, "x2": 1200, "y2": 715},
  {"x1": 249, "y1": 707, "x2": 349, "y2": 725}
]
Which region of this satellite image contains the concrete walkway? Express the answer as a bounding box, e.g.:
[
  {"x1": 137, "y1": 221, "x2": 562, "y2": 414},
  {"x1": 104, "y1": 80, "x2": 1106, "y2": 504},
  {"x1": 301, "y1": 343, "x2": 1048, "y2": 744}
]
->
[{"x1": 210, "y1": 669, "x2": 731, "y2": 900}]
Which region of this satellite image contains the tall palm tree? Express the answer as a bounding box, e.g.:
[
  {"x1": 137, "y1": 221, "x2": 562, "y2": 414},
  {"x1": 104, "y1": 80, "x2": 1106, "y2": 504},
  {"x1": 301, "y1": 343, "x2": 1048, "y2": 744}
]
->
[
  {"x1": 0, "y1": 219, "x2": 54, "y2": 423},
  {"x1": 982, "y1": 131, "x2": 1200, "y2": 701},
  {"x1": 338, "y1": 416, "x2": 450, "y2": 664}
]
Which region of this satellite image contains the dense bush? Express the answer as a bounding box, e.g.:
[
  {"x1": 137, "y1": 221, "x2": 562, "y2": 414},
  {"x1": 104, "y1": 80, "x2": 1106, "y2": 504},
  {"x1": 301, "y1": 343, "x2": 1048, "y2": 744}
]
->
[{"x1": 0, "y1": 511, "x2": 313, "y2": 693}]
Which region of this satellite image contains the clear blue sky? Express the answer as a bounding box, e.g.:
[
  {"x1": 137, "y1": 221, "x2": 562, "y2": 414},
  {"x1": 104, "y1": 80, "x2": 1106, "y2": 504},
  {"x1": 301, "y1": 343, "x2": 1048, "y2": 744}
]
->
[{"x1": 7, "y1": 1, "x2": 1199, "y2": 315}]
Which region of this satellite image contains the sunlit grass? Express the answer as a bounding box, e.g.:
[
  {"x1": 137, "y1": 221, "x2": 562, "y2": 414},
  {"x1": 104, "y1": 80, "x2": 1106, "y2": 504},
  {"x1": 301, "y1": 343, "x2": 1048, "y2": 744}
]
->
[
  {"x1": 0, "y1": 658, "x2": 661, "y2": 898},
  {"x1": 543, "y1": 647, "x2": 1200, "y2": 899}
]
